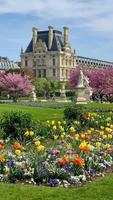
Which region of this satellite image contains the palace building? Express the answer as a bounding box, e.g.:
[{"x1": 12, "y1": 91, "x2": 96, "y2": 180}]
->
[
  {"x1": 21, "y1": 26, "x2": 113, "y2": 82},
  {"x1": 20, "y1": 26, "x2": 76, "y2": 81}
]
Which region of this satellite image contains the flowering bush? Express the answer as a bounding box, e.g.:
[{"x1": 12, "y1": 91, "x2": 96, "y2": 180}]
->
[
  {"x1": 0, "y1": 111, "x2": 38, "y2": 139},
  {"x1": 0, "y1": 111, "x2": 113, "y2": 187}
]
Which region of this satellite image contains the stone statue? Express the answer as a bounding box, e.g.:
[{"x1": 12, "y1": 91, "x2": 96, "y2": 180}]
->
[
  {"x1": 75, "y1": 70, "x2": 92, "y2": 104},
  {"x1": 31, "y1": 86, "x2": 37, "y2": 101}
]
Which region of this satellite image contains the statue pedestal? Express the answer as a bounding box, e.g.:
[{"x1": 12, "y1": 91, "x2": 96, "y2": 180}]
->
[
  {"x1": 75, "y1": 86, "x2": 88, "y2": 104},
  {"x1": 75, "y1": 70, "x2": 92, "y2": 104}
]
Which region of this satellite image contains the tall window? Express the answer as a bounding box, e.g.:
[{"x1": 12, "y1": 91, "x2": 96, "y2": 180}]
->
[
  {"x1": 66, "y1": 69, "x2": 68, "y2": 78},
  {"x1": 33, "y1": 61, "x2": 36, "y2": 67},
  {"x1": 53, "y1": 57, "x2": 56, "y2": 66},
  {"x1": 38, "y1": 69, "x2": 41, "y2": 77},
  {"x1": 43, "y1": 69, "x2": 46, "y2": 77},
  {"x1": 53, "y1": 69, "x2": 56, "y2": 77},
  {"x1": 33, "y1": 69, "x2": 36, "y2": 77},
  {"x1": 25, "y1": 58, "x2": 28, "y2": 66},
  {"x1": 62, "y1": 58, "x2": 64, "y2": 65},
  {"x1": 62, "y1": 69, "x2": 64, "y2": 77}
]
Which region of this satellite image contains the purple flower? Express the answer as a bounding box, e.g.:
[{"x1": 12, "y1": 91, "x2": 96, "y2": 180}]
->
[
  {"x1": 49, "y1": 178, "x2": 60, "y2": 187},
  {"x1": 8, "y1": 160, "x2": 14, "y2": 167}
]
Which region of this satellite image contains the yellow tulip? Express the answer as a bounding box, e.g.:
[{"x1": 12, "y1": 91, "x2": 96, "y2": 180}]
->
[
  {"x1": 53, "y1": 125, "x2": 57, "y2": 130},
  {"x1": 100, "y1": 131, "x2": 104, "y2": 136},
  {"x1": 69, "y1": 127, "x2": 75, "y2": 132},
  {"x1": 110, "y1": 124, "x2": 113, "y2": 129},
  {"x1": 51, "y1": 120, "x2": 55, "y2": 125},
  {"x1": 106, "y1": 117, "x2": 111, "y2": 122},
  {"x1": 105, "y1": 144, "x2": 110, "y2": 149},
  {"x1": 34, "y1": 140, "x2": 41, "y2": 146},
  {"x1": 53, "y1": 135, "x2": 58, "y2": 140},
  {"x1": 108, "y1": 134, "x2": 112, "y2": 139},
  {"x1": 102, "y1": 134, "x2": 107, "y2": 139},
  {"x1": 105, "y1": 127, "x2": 111, "y2": 133},
  {"x1": 100, "y1": 126, "x2": 104, "y2": 130},
  {"x1": 87, "y1": 130, "x2": 91, "y2": 134},
  {"x1": 96, "y1": 142, "x2": 101, "y2": 148},
  {"x1": 67, "y1": 143, "x2": 72, "y2": 149},
  {"x1": 29, "y1": 131, "x2": 34, "y2": 137},
  {"x1": 90, "y1": 128, "x2": 94, "y2": 131},
  {"x1": 15, "y1": 150, "x2": 21, "y2": 155},
  {"x1": 24, "y1": 131, "x2": 29, "y2": 137},
  {"x1": 74, "y1": 134, "x2": 79, "y2": 141},
  {"x1": 37, "y1": 145, "x2": 45, "y2": 151}
]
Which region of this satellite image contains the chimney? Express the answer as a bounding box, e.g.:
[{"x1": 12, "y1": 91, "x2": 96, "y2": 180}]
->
[
  {"x1": 32, "y1": 27, "x2": 38, "y2": 51},
  {"x1": 63, "y1": 26, "x2": 69, "y2": 45},
  {"x1": 48, "y1": 26, "x2": 53, "y2": 50}
]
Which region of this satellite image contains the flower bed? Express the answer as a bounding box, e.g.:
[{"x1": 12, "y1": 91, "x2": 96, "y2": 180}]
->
[{"x1": 0, "y1": 112, "x2": 113, "y2": 187}]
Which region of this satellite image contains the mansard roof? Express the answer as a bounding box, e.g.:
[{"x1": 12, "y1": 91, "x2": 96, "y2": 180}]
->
[{"x1": 25, "y1": 30, "x2": 64, "y2": 53}]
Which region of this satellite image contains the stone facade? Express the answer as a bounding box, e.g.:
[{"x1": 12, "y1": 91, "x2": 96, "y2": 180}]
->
[{"x1": 21, "y1": 26, "x2": 76, "y2": 81}]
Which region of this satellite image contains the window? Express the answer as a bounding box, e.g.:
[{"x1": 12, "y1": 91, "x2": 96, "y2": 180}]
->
[
  {"x1": 62, "y1": 58, "x2": 63, "y2": 65},
  {"x1": 66, "y1": 69, "x2": 68, "y2": 78},
  {"x1": 25, "y1": 59, "x2": 28, "y2": 66},
  {"x1": 37, "y1": 59, "x2": 40, "y2": 65},
  {"x1": 43, "y1": 69, "x2": 46, "y2": 77},
  {"x1": 53, "y1": 69, "x2": 56, "y2": 77},
  {"x1": 33, "y1": 61, "x2": 36, "y2": 67},
  {"x1": 62, "y1": 69, "x2": 64, "y2": 77},
  {"x1": 33, "y1": 69, "x2": 36, "y2": 77},
  {"x1": 38, "y1": 69, "x2": 41, "y2": 77},
  {"x1": 53, "y1": 57, "x2": 56, "y2": 66}
]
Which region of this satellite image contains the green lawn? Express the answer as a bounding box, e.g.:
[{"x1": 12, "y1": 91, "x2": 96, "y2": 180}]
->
[
  {"x1": 0, "y1": 174, "x2": 112, "y2": 200},
  {"x1": 0, "y1": 104, "x2": 64, "y2": 120}
]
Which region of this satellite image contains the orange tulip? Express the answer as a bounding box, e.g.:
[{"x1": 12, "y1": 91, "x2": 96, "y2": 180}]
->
[
  {"x1": 0, "y1": 144, "x2": 4, "y2": 151},
  {"x1": 73, "y1": 157, "x2": 84, "y2": 167},
  {"x1": 13, "y1": 142, "x2": 21, "y2": 150},
  {"x1": 0, "y1": 155, "x2": 5, "y2": 162}
]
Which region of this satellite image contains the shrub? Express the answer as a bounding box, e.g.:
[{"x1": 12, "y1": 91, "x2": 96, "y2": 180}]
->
[
  {"x1": 64, "y1": 104, "x2": 85, "y2": 122},
  {"x1": 0, "y1": 111, "x2": 37, "y2": 139}
]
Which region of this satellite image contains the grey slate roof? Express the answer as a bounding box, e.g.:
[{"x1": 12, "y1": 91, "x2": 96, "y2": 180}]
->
[{"x1": 25, "y1": 30, "x2": 64, "y2": 53}]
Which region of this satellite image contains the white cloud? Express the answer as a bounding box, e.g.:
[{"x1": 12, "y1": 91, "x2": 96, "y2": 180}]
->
[{"x1": 0, "y1": 0, "x2": 113, "y2": 33}]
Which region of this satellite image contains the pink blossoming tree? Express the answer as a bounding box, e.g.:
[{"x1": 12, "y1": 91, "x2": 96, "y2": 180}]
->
[
  {"x1": 0, "y1": 71, "x2": 33, "y2": 102},
  {"x1": 70, "y1": 67, "x2": 113, "y2": 102}
]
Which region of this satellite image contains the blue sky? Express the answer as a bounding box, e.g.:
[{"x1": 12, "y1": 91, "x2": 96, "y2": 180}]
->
[{"x1": 0, "y1": 0, "x2": 113, "y2": 62}]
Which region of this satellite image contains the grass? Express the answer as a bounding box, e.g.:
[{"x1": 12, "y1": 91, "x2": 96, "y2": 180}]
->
[
  {"x1": 0, "y1": 174, "x2": 113, "y2": 200},
  {"x1": 82, "y1": 103, "x2": 113, "y2": 110},
  {"x1": 0, "y1": 104, "x2": 64, "y2": 120}
]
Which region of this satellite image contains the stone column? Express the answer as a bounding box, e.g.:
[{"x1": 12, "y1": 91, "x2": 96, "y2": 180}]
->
[
  {"x1": 48, "y1": 26, "x2": 53, "y2": 50},
  {"x1": 32, "y1": 27, "x2": 38, "y2": 52},
  {"x1": 63, "y1": 27, "x2": 69, "y2": 45}
]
